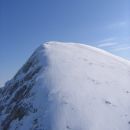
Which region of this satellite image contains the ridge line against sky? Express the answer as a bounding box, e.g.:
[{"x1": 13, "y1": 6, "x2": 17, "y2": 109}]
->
[{"x1": 0, "y1": 0, "x2": 130, "y2": 86}]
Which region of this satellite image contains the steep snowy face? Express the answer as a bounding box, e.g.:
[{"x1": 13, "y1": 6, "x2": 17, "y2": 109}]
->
[
  {"x1": 0, "y1": 45, "x2": 48, "y2": 130},
  {"x1": 0, "y1": 42, "x2": 130, "y2": 130}
]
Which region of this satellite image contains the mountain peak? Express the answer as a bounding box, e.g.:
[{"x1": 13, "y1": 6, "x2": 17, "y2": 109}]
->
[{"x1": 0, "y1": 42, "x2": 130, "y2": 130}]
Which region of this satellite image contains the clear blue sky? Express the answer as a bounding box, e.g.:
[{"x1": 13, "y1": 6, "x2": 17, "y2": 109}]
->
[{"x1": 0, "y1": 0, "x2": 130, "y2": 86}]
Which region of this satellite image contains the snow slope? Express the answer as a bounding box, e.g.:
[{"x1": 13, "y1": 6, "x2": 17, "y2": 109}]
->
[{"x1": 0, "y1": 41, "x2": 130, "y2": 130}]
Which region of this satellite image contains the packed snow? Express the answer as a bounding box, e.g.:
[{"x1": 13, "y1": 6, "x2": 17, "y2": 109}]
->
[{"x1": 0, "y1": 41, "x2": 130, "y2": 130}]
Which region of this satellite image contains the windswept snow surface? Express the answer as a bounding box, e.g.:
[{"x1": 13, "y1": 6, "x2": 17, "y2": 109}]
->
[{"x1": 0, "y1": 41, "x2": 130, "y2": 130}]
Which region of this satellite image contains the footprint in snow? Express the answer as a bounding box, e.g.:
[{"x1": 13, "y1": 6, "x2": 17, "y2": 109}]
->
[{"x1": 66, "y1": 125, "x2": 71, "y2": 129}]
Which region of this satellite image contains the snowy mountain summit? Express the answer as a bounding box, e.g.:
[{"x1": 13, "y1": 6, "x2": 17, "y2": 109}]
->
[{"x1": 0, "y1": 41, "x2": 130, "y2": 130}]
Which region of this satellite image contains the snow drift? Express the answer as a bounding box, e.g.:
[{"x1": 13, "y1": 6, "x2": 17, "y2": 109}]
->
[{"x1": 0, "y1": 41, "x2": 130, "y2": 130}]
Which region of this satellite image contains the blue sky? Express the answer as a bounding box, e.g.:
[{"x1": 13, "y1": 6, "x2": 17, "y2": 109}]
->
[{"x1": 0, "y1": 0, "x2": 130, "y2": 86}]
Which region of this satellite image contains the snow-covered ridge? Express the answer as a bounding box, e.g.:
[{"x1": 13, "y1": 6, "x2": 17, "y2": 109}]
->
[
  {"x1": 0, "y1": 41, "x2": 130, "y2": 130},
  {"x1": 44, "y1": 41, "x2": 130, "y2": 65}
]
